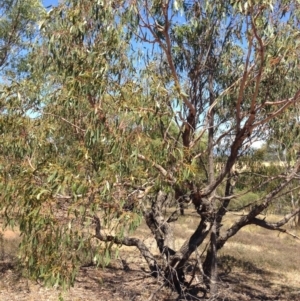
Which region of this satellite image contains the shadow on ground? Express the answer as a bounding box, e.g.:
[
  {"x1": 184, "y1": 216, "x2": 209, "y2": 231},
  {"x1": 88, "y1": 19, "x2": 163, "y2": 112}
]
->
[{"x1": 0, "y1": 253, "x2": 299, "y2": 301}]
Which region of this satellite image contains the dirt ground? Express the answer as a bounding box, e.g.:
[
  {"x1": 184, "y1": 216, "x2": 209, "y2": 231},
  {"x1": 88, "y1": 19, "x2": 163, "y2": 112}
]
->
[
  {"x1": 1, "y1": 253, "x2": 299, "y2": 301},
  {"x1": 1, "y1": 212, "x2": 300, "y2": 301}
]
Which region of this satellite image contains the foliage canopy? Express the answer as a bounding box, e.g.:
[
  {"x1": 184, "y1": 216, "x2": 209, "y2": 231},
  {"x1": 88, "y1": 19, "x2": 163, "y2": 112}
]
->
[{"x1": 1, "y1": 0, "x2": 300, "y2": 296}]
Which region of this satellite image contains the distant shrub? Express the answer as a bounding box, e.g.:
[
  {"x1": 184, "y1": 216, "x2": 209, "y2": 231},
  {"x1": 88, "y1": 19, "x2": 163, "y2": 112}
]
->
[{"x1": 228, "y1": 191, "x2": 260, "y2": 211}]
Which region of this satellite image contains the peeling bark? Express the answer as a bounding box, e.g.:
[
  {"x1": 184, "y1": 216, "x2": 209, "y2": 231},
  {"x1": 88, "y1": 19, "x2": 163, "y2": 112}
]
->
[{"x1": 144, "y1": 191, "x2": 175, "y2": 257}]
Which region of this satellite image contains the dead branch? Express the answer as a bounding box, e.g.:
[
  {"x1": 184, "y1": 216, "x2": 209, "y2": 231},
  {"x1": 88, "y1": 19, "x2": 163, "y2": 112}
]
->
[
  {"x1": 93, "y1": 214, "x2": 159, "y2": 276},
  {"x1": 43, "y1": 112, "x2": 86, "y2": 132},
  {"x1": 253, "y1": 207, "x2": 300, "y2": 229},
  {"x1": 251, "y1": 211, "x2": 300, "y2": 240}
]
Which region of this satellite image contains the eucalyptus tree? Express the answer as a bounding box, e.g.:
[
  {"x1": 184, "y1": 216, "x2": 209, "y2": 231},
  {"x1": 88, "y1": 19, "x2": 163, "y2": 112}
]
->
[
  {"x1": 1, "y1": 0, "x2": 300, "y2": 298},
  {"x1": 129, "y1": 0, "x2": 300, "y2": 295}
]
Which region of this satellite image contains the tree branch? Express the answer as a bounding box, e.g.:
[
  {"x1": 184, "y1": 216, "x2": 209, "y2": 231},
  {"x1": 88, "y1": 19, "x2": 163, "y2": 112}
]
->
[
  {"x1": 251, "y1": 209, "x2": 300, "y2": 240},
  {"x1": 217, "y1": 159, "x2": 300, "y2": 249},
  {"x1": 44, "y1": 112, "x2": 86, "y2": 132},
  {"x1": 236, "y1": 17, "x2": 253, "y2": 131},
  {"x1": 253, "y1": 207, "x2": 300, "y2": 229},
  {"x1": 253, "y1": 89, "x2": 300, "y2": 128},
  {"x1": 93, "y1": 214, "x2": 159, "y2": 276},
  {"x1": 137, "y1": 153, "x2": 176, "y2": 183}
]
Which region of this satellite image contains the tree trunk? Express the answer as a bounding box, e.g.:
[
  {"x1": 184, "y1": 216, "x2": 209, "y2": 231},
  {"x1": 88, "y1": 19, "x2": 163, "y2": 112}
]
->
[
  {"x1": 144, "y1": 191, "x2": 175, "y2": 256},
  {"x1": 203, "y1": 218, "x2": 218, "y2": 294},
  {"x1": 205, "y1": 71, "x2": 218, "y2": 294},
  {"x1": 166, "y1": 210, "x2": 214, "y2": 293},
  {"x1": 203, "y1": 169, "x2": 236, "y2": 291}
]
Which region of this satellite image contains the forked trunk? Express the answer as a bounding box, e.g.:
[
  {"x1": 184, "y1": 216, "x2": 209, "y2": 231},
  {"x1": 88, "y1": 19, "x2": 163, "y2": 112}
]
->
[{"x1": 165, "y1": 213, "x2": 214, "y2": 293}]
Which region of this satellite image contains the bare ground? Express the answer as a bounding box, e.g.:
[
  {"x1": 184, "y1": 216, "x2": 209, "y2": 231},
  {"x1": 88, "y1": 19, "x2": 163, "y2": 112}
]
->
[{"x1": 1, "y1": 211, "x2": 300, "y2": 301}]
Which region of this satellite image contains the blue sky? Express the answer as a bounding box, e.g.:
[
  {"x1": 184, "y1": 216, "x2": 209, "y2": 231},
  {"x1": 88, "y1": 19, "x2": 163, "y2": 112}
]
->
[{"x1": 43, "y1": 0, "x2": 58, "y2": 8}]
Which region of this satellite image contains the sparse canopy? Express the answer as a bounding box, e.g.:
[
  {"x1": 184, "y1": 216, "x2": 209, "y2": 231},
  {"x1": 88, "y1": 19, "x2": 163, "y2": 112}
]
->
[{"x1": 0, "y1": 0, "x2": 300, "y2": 297}]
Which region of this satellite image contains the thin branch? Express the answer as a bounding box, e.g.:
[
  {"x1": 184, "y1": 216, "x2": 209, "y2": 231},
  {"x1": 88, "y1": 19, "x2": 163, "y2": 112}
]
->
[
  {"x1": 267, "y1": 184, "x2": 300, "y2": 202},
  {"x1": 269, "y1": 207, "x2": 300, "y2": 227},
  {"x1": 252, "y1": 89, "x2": 300, "y2": 128},
  {"x1": 215, "y1": 173, "x2": 284, "y2": 202},
  {"x1": 137, "y1": 153, "x2": 176, "y2": 183},
  {"x1": 139, "y1": 0, "x2": 195, "y2": 116},
  {"x1": 218, "y1": 159, "x2": 300, "y2": 248},
  {"x1": 43, "y1": 113, "x2": 86, "y2": 132},
  {"x1": 161, "y1": 1, "x2": 195, "y2": 116},
  {"x1": 236, "y1": 17, "x2": 253, "y2": 131},
  {"x1": 93, "y1": 214, "x2": 159, "y2": 275},
  {"x1": 249, "y1": 11, "x2": 265, "y2": 115}
]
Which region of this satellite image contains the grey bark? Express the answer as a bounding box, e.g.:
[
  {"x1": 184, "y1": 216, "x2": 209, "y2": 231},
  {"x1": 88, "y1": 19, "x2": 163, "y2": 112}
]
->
[
  {"x1": 144, "y1": 191, "x2": 175, "y2": 257},
  {"x1": 165, "y1": 208, "x2": 214, "y2": 293},
  {"x1": 93, "y1": 214, "x2": 160, "y2": 276},
  {"x1": 206, "y1": 72, "x2": 218, "y2": 295}
]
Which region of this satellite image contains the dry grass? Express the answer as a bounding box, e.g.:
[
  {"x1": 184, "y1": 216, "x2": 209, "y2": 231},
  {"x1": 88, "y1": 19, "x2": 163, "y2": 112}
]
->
[{"x1": 0, "y1": 210, "x2": 300, "y2": 300}]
